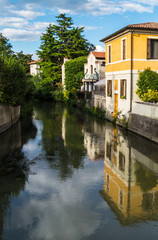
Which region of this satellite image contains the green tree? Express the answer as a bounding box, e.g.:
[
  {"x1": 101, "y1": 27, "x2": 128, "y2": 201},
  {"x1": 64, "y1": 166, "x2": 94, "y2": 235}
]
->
[
  {"x1": 0, "y1": 33, "x2": 13, "y2": 56},
  {"x1": 136, "y1": 68, "x2": 158, "y2": 102},
  {"x1": 15, "y1": 51, "x2": 33, "y2": 73},
  {"x1": 37, "y1": 13, "x2": 95, "y2": 97},
  {"x1": 0, "y1": 54, "x2": 28, "y2": 106}
]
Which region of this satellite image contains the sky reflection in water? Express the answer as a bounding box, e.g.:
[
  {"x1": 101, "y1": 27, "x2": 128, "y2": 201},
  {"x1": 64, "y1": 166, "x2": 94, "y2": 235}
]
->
[{"x1": 1, "y1": 103, "x2": 158, "y2": 240}]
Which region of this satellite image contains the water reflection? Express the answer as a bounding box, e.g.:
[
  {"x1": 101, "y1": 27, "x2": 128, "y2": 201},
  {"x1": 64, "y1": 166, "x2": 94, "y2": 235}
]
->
[
  {"x1": 0, "y1": 119, "x2": 37, "y2": 239},
  {"x1": 100, "y1": 125, "x2": 158, "y2": 225},
  {"x1": 1, "y1": 103, "x2": 158, "y2": 239},
  {"x1": 35, "y1": 103, "x2": 85, "y2": 180},
  {"x1": 82, "y1": 119, "x2": 105, "y2": 161}
]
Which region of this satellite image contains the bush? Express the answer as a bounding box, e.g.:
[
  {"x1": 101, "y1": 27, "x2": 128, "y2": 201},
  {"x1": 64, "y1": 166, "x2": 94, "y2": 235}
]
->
[
  {"x1": 0, "y1": 54, "x2": 28, "y2": 106},
  {"x1": 65, "y1": 56, "x2": 87, "y2": 92},
  {"x1": 136, "y1": 68, "x2": 158, "y2": 102}
]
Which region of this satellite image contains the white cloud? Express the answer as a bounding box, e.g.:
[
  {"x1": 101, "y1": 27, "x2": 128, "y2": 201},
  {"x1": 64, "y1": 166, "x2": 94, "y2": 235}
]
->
[
  {"x1": 0, "y1": 17, "x2": 29, "y2": 28},
  {"x1": 95, "y1": 45, "x2": 105, "y2": 52},
  {"x1": 1, "y1": 28, "x2": 41, "y2": 41},
  {"x1": 9, "y1": 9, "x2": 45, "y2": 20}
]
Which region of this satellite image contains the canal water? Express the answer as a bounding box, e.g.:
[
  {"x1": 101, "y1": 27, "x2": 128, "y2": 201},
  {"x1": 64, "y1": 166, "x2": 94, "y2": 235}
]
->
[{"x1": 1, "y1": 102, "x2": 158, "y2": 240}]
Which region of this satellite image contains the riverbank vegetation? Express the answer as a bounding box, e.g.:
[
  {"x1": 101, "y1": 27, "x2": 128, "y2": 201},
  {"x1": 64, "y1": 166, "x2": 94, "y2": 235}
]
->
[
  {"x1": 36, "y1": 13, "x2": 95, "y2": 101},
  {"x1": 0, "y1": 14, "x2": 95, "y2": 117},
  {"x1": 136, "y1": 68, "x2": 158, "y2": 103}
]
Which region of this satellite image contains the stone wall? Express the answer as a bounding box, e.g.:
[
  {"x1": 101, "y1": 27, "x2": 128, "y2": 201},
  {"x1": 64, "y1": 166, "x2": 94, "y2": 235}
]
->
[
  {"x1": 129, "y1": 113, "x2": 158, "y2": 143},
  {"x1": 0, "y1": 103, "x2": 20, "y2": 134},
  {"x1": 92, "y1": 94, "x2": 106, "y2": 111}
]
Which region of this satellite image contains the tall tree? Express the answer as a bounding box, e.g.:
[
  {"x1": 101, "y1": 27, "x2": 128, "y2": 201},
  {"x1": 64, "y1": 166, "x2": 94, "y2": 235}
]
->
[
  {"x1": 0, "y1": 33, "x2": 13, "y2": 56},
  {"x1": 15, "y1": 51, "x2": 33, "y2": 73},
  {"x1": 37, "y1": 14, "x2": 95, "y2": 88}
]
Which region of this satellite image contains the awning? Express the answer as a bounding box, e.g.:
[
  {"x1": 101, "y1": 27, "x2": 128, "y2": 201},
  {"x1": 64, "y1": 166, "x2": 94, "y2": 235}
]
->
[{"x1": 94, "y1": 79, "x2": 105, "y2": 86}]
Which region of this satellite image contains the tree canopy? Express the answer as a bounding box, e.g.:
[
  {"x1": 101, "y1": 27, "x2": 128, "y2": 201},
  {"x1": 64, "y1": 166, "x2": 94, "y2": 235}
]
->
[
  {"x1": 0, "y1": 33, "x2": 13, "y2": 56},
  {"x1": 37, "y1": 13, "x2": 95, "y2": 88}
]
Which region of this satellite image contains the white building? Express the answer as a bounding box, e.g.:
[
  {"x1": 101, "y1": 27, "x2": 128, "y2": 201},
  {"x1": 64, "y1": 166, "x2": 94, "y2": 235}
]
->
[
  {"x1": 82, "y1": 52, "x2": 105, "y2": 92},
  {"x1": 28, "y1": 60, "x2": 41, "y2": 76}
]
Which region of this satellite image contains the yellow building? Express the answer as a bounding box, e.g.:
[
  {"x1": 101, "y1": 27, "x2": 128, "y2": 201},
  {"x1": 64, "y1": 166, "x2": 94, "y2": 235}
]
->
[
  {"x1": 100, "y1": 125, "x2": 158, "y2": 225},
  {"x1": 101, "y1": 22, "x2": 158, "y2": 119}
]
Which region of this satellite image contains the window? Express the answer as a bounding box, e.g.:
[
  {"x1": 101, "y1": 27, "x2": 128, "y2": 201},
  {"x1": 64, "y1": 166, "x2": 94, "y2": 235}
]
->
[
  {"x1": 122, "y1": 38, "x2": 126, "y2": 60},
  {"x1": 106, "y1": 142, "x2": 112, "y2": 161},
  {"x1": 107, "y1": 80, "x2": 112, "y2": 97},
  {"x1": 147, "y1": 39, "x2": 158, "y2": 59},
  {"x1": 120, "y1": 79, "x2": 127, "y2": 99},
  {"x1": 90, "y1": 65, "x2": 93, "y2": 74},
  {"x1": 108, "y1": 45, "x2": 111, "y2": 63},
  {"x1": 119, "y1": 152, "x2": 125, "y2": 172}
]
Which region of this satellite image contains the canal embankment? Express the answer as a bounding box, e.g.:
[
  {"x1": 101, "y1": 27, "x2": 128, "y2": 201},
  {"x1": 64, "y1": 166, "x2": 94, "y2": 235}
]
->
[{"x1": 0, "y1": 103, "x2": 20, "y2": 134}]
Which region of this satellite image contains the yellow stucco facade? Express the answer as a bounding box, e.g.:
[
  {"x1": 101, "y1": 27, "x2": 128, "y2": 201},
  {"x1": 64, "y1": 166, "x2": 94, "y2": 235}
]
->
[
  {"x1": 102, "y1": 26, "x2": 158, "y2": 119},
  {"x1": 106, "y1": 32, "x2": 158, "y2": 73}
]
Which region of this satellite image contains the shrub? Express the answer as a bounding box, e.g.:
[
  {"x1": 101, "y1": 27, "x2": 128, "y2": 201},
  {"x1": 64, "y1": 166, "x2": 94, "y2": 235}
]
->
[
  {"x1": 136, "y1": 68, "x2": 158, "y2": 102},
  {"x1": 0, "y1": 54, "x2": 28, "y2": 106}
]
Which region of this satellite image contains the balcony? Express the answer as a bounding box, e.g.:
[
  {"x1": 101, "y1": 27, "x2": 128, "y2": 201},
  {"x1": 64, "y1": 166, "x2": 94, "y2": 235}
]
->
[{"x1": 82, "y1": 73, "x2": 99, "y2": 82}]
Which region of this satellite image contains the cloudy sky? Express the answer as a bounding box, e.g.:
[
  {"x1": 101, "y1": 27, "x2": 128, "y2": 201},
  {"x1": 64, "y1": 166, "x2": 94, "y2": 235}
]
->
[{"x1": 1, "y1": 0, "x2": 158, "y2": 59}]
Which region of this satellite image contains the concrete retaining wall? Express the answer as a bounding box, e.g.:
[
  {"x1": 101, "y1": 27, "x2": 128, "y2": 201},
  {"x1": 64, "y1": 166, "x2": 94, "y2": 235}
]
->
[
  {"x1": 132, "y1": 101, "x2": 158, "y2": 120},
  {"x1": 92, "y1": 95, "x2": 106, "y2": 111},
  {"x1": 129, "y1": 113, "x2": 158, "y2": 143},
  {"x1": 0, "y1": 103, "x2": 20, "y2": 134}
]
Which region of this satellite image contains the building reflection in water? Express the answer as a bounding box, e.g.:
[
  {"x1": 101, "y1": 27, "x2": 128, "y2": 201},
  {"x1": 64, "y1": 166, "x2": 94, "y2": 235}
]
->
[
  {"x1": 100, "y1": 124, "x2": 158, "y2": 225},
  {"x1": 82, "y1": 120, "x2": 105, "y2": 161}
]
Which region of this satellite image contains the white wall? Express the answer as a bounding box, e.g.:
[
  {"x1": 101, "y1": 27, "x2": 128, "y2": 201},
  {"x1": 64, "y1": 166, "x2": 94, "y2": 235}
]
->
[
  {"x1": 30, "y1": 63, "x2": 40, "y2": 76},
  {"x1": 132, "y1": 101, "x2": 158, "y2": 120}
]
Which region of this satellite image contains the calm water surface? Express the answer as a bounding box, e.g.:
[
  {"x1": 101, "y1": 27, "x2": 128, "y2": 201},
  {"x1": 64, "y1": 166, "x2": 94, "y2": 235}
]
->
[{"x1": 1, "y1": 102, "x2": 158, "y2": 240}]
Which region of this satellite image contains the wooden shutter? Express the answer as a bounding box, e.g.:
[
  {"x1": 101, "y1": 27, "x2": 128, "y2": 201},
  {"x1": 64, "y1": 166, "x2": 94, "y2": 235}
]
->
[
  {"x1": 124, "y1": 80, "x2": 127, "y2": 99},
  {"x1": 120, "y1": 80, "x2": 124, "y2": 97},
  {"x1": 108, "y1": 45, "x2": 111, "y2": 63},
  {"x1": 147, "y1": 39, "x2": 151, "y2": 59},
  {"x1": 122, "y1": 39, "x2": 126, "y2": 60}
]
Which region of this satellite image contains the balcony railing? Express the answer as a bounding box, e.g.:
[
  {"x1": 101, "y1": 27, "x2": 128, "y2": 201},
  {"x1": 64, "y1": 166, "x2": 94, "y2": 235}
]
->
[{"x1": 84, "y1": 73, "x2": 99, "y2": 80}]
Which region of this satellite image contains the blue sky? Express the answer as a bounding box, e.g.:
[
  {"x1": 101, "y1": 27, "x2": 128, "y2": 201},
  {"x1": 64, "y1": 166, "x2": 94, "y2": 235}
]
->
[{"x1": 1, "y1": 0, "x2": 158, "y2": 59}]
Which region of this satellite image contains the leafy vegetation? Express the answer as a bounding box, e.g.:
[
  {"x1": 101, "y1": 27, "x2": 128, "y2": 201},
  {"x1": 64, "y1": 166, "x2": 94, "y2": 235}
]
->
[
  {"x1": 136, "y1": 68, "x2": 158, "y2": 102},
  {"x1": 0, "y1": 54, "x2": 28, "y2": 106},
  {"x1": 37, "y1": 13, "x2": 95, "y2": 99}
]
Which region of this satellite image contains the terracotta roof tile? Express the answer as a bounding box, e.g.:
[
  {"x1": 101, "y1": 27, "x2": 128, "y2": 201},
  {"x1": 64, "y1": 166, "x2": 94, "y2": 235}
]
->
[
  {"x1": 92, "y1": 52, "x2": 105, "y2": 59},
  {"x1": 101, "y1": 22, "x2": 158, "y2": 42},
  {"x1": 28, "y1": 60, "x2": 40, "y2": 65},
  {"x1": 127, "y1": 22, "x2": 158, "y2": 29}
]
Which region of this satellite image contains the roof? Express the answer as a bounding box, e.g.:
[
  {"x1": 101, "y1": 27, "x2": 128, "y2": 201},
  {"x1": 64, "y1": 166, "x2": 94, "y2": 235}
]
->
[
  {"x1": 28, "y1": 60, "x2": 40, "y2": 65},
  {"x1": 101, "y1": 22, "x2": 158, "y2": 42},
  {"x1": 92, "y1": 52, "x2": 105, "y2": 59}
]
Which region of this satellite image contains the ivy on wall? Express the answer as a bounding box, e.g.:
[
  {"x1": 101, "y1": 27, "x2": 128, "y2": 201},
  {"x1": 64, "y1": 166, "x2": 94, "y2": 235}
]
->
[{"x1": 65, "y1": 56, "x2": 87, "y2": 92}]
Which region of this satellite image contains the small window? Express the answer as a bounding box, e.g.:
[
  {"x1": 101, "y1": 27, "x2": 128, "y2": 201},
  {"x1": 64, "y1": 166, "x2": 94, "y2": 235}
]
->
[
  {"x1": 107, "y1": 80, "x2": 112, "y2": 97},
  {"x1": 120, "y1": 79, "x2": 127, "y2": 99},
  {"x1": 90, "y1": 65, "x2": 93, "y2": 74},
  {"x1": 108, "y1": 45, "x2": 111, "y2": 63},
  {"x1": 147, "y1": 39, "x2": 158, "y2": 59},
  {"x1": 106, "y1": 142, "x2": 112, "y2": 161},
  {"x1": 119, "y1": 152, "x2": 125, "y2": 172},
  {"x1": 122, "y1": 38, "x2": 126, "y2": 60}
]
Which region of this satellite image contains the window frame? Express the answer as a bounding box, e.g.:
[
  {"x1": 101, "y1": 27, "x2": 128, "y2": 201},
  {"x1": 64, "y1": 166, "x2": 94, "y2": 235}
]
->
[
  {"x1": 147, "y1": 38, "x2": 158, "y2": 60},
  {"x1": 121, "y1": 37, "x2": 127, "y2": 61},
  {"x1": 120, "y1": 79, "x2": 127, "y2": 100},
  {"x1": 107, "y1": 80, "x2": 112, "y2": 97},
  {"x1": 107, "y1": 44, "x2": 112, "y2": 64}
]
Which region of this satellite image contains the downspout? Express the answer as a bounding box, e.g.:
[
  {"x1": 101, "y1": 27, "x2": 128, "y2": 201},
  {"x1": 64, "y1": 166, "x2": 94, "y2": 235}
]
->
[{"x1": 130, "y1": 30, "x2": 134, "y2": 112}]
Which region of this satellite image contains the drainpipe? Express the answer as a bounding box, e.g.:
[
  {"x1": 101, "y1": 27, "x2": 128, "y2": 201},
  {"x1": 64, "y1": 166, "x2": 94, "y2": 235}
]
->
[{"x1": 130, "y1": 30, "x2": 134, "y2": 112}]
